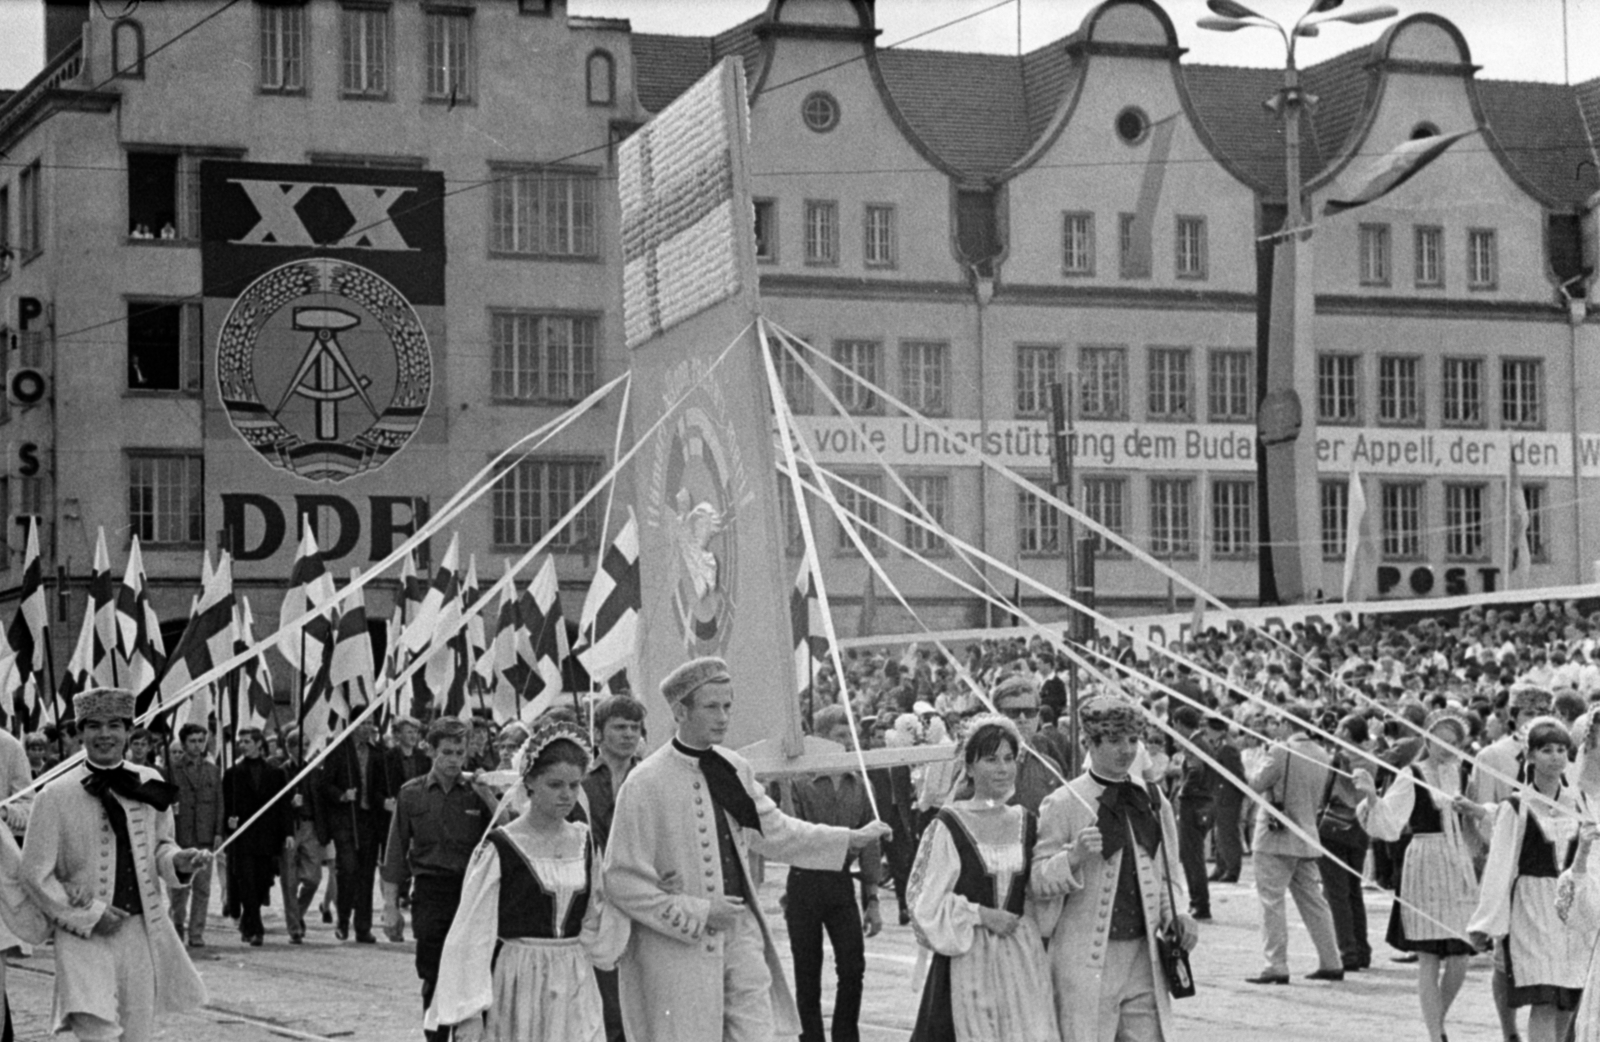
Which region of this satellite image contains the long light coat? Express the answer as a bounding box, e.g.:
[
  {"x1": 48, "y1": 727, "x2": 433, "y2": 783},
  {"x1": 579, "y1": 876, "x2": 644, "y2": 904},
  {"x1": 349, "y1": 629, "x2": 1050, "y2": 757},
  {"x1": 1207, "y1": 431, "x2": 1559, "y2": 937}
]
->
[
  {"x1": 1033, "y1": 773, "x2": 1186, "y2": 1042},
  {"x1": 604, "y1": 742, "x2": 851, "y2": 1042},
  {"x1": 19, "y1": 762, "x2": 206, "y2": 1030}
]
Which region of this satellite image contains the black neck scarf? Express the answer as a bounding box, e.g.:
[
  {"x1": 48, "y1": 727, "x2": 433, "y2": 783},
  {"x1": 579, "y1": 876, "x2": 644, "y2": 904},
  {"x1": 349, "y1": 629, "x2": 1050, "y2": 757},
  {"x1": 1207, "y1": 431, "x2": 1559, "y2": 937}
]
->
[
  {"x1": 83, "y1": 762, "x2": 179, "y2": 811},
  {"x1": 673, "y1": 739, "x2": 763, "y2": 833},
  {"x1": 1090, "y1": 771, "x2": 1162, "y2": 859}
]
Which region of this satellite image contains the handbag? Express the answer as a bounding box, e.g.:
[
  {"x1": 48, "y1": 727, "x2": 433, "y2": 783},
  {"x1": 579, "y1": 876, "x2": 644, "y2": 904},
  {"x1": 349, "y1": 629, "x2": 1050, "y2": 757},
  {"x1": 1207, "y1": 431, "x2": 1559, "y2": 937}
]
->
[
  {"x1": 1317, "y1": 753, "x2": 1364, "y2": 846},
  {"x1": 1149, "y1": 801, "x2": 1197, "y2": 999}
]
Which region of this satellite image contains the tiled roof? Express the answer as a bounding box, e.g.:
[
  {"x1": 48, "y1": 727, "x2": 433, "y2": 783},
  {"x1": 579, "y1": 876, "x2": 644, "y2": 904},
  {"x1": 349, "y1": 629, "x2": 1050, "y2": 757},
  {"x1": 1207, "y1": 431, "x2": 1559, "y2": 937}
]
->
[
  {"x1": 875, "y1": 48, "x2": 1032, "y2": 181},
  {"x1": 1301, "y1": 45, "x2": 1379, "y2": 180},
  {"x1": 631, "y1": 33, "x2": 712, "y2": 113},
  {"x1": 711, "y1": 15, "x2": 765, "y2": 88},
  {"x1": 1020, "y1": 40, "x2": 1079, "y2": 145},
  {"x1": 1182, "y1": 63, "x2": 1296, "y2": 194},
  {"x1": 1578, "y1": 76, "x2": 1600, "y2": 168},
  {"x1": 1478, "y1": 78, "x2": 1600, "y2": 208}
]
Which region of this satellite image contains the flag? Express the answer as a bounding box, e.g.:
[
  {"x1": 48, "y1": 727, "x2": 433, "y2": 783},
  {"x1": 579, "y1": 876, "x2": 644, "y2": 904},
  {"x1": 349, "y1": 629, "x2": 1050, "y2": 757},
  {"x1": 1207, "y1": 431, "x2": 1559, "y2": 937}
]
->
[
  {"x1": 117, "y1": 536, "x2": 167, "y2": 706},
  {"x1": 224, "y1": 598, "x2": 273, "y2": 736},
  {"x1": 402, "y1": 533, "x2": 459, "y2": 654},
  {"x1": 90, "y1": 528, "x2": 116, "y2": 687},
  {"x1": 479, "y1": 559, "x2": 535, "y2": 724},
  {"x1": 576, "y1": 508, "x2": 639, "y2": 686},
  {"x1": 423, "y1": 558, "x2": 467, "y2": 718},
  {"x1": 461, "y1": 556, "x2": 489, "y2": 719},
  {"x1": 520, "y1": 556, "x2": 568, "y2": 723},
  {"x1": 60, "y1": 592, "x2": 98, "y2": 711},
  {"x1": 161, "y1": 552, "x2": 237, "y2": 728},
  {"x1": 790, "y1": 552, "x2": 826, "y2": 704},
  {"x1": 1341, "y1": 470, "x2": 1373, "y2": 602},
  {"x1": 329, "y1": 567, "x2": 377, "y2": 718},
  {"x1": 5, "y1": 518, "x2": 48, "y2": 728},
  {"x1": 1508, "y1": 453, "x2": 1532, "y2": 583},
  {"x1": 1323, "y1": 129, "x2": 1476, "y2": 216},
  {"x1": 278, "y1": 527, "x2": 337, "y2": 674}
]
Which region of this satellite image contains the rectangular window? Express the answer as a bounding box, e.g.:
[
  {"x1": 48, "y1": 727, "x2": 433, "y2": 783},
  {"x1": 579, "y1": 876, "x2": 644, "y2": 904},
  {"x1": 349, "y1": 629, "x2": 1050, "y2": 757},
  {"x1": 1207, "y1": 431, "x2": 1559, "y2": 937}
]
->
[
  {"x1": 1377, "y1": 355, "x2": 1421, "y2": 426},
  {"x1": 1380, "y1": 482, "x2": 1423, "y2": 560},
  {"x1": 1442, "y1": 357, "x2": 1483, "y2": 426},
  {"x1": 1062, "y1": 212, "x2": 1094, "y2": 275},
  {"x1": 340, "y1": 5, "x2": 390, "y2": 97},
  {"x1": 1146, "y1": 347, "x2": 1192, "y2": 421},
  {"x1": 1175, "y1": 216, "x2": 1206, "y2": 279},
  {"x1": 1207, "y1": 349, "x2": 1253, "y2": 422},
  {"x1": 18, "y1": 161, "x2": 40, "y2": 256},
  {"x1": 1415, "y1": 225, "x2": 1442, "y2": 287},
  {"x1": 1018, "y1": 482, "x2": 1059, "y2": 555},
  {"x1": 1468, "y1": 228, "x2": 1497, "y2": 289},
  {"x1": 490, "y1": 458, "x2": 601, "y2": 549},
  {"x1": 1501, "y1": 358, "x2": 1543, "y2": 429},
  {"x1": 1317, "y1": 353, "x2": 1360, "y2": 424},
  {"x1": 1525, "y1": 484, "x2": 1547, "y2": 561},
  {"x1": 424, "y1": 9, "x2": 474, "y2": 102},
  {"x1": 128, "y1": 453, "x2": 204, "y2": 547},
  {"x1": 1119, "y1": 213, "x2": 1149, "y2": 279},
  {"x1": 489, "y1": 167, "x2": 598, "y2": 257},
  {"x1": 753, "y1": 198, "x2": 777, "y2": 263},
  {"x1": 127, "y1": 301, "x2": 202, "y2": 393},
  {"x1": 1444, "y1": 483, "x2": 1486, "y2": 560},
  {"x1": 1149, "y1": 478, "x2": 1194, "y2": 557},
  {"x1": 769, "y1": 334, "x2": 812, "y2": 414},
  {"x1": 831, "y1": 339, "x2": 880, "y2": 415},
  {"x1": 1014, "y1": 344, "x2": 1058, "y2": 417},
  {"x1": 1079, "y1": 346, "x2": 1127, "y2": 419},
  {"x1": 18, "y1": 476, "x2": 43, "y2": 519},
  {"x1": 803, "y1": 200, "x2": 838, "y2": 265},
  {"x1": 904, "y1": 475, "x2": 948, "y2": 554},
  {"x1": 1320, "y1": 479, "x2": 1348, "y2": 560},
  {"x1": 833, "y1": 473, "x2": 883, "y2": 553},
  {"x1": 1359, "y1": 223, "x2": 1390, "y2": 285},
  {"x1": 864, "y1": 204, "x2": 895, "y2": 268},
  {"x1": 489, "y1": 311, "x2": 598, "y2": 403},
  {"x1": 1211, "y1": 479, "x2": 1254, "y2": 558},
  {"x1": 259, "y1": 3, "x2": 306, "y2": 93},
  {"x1": 126, "y1": 151, "x2": 205, "y2": 241},
  {"x1": 1082, "y1": 477, "x2": 1127, "y2": 555},
  {"x1": 899, "y1": 341, "x2": 947, "y2": 416}
]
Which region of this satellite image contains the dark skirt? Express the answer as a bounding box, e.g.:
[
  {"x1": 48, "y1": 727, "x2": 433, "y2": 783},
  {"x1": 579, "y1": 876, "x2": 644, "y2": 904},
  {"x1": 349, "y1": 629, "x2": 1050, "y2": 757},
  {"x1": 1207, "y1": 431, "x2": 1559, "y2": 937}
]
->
[
  {"x1": 1506, "y1": 941, "x2": 1583, "y2": 1010},
  {"x1": 909, "y1": 952, "x2": 955, "y2": 1042},
  {"x1": 1384, "y1": 902, "x2": 1475, "y2": 957}
]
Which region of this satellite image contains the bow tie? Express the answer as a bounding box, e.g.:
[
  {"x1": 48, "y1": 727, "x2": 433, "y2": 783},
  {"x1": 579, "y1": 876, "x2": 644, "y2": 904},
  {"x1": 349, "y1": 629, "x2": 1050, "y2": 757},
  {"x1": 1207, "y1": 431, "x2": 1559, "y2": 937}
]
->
[
  {"x1": 673, "y1": 739, "x2": 763, "y2": 834},
  {"x1": 1092, "y1": 773, "x2": 1162, "y2": 859},
  {"x1": 83, "y1": 763, "x2": 179, "y2": 812}
]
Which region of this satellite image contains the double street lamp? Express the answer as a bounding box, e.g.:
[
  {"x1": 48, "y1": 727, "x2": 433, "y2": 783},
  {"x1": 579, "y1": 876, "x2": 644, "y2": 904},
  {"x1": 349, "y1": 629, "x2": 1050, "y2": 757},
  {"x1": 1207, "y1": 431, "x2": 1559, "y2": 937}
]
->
[{"x1": 1198, "y1": 0, "x2": 1397, "y2": 604}]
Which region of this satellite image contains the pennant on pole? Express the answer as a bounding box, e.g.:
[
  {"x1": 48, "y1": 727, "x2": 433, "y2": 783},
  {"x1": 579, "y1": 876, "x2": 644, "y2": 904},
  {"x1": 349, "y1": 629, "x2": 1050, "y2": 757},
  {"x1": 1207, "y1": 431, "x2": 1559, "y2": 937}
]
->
[
  {"x1": 402, "y1": 533, "x2": 460, "y2": 655},
  {"x1": 90, "y1": 528, "x2": 116, "y2": 687},
  {"x1": 519, "y1": 556, "x2": 568, "y2": 723},
  {"x1": 1341, "y1": 469, "x2": 1372, "y2": 602},
  {"x1": 6, "y1": 519, "x2": 48, "y2": 716},
  {"x1": 1323, "y1": 129, "x2": 1476, "y2": 216},
  {"x1": 162, "y1": 552, "x2": 237, "y2": 728},
  {"x1": 118, "y1": 537, "x2": 167, "y2": 709},
  {"x1": 576, "y1": 507, "x2": 639, "y2": 686},
  {"x1": 1508, "y1": 453, "x2": 1532, "y2": 584},
  {"x1": 479, "y1": 559, "x2": 534, "y2": 724},
  {"x1": 330, "y1": 567, "x2": 376, "y2": 716}
]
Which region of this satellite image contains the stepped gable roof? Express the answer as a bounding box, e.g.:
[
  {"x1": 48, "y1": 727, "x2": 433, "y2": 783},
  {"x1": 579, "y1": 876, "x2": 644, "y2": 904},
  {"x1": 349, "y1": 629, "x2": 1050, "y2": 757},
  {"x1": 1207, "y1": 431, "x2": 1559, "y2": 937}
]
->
[
  {"x1": 1477, "y1": 78, "x2": 1600, "y2": 209},
  {"x1": 631, "y1": 33, "x2": 713, "y2": 112},
  {"x1": 874, "y1": 48, "x2": 1032, "y2": 181},
  {"x1": 1020, "y1": 39, "x2": 1080, "y2": 144}
]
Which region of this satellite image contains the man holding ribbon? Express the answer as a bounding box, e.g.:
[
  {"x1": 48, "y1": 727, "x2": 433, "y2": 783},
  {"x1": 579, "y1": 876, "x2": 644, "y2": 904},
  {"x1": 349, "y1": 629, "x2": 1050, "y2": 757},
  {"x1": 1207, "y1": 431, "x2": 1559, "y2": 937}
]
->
[
  {"x1": 19, "y1": 686, "x2": 210, "y2": 1042},
  {"x1": 604, "y1": 656, "x2": 891, "y2": 1042}
]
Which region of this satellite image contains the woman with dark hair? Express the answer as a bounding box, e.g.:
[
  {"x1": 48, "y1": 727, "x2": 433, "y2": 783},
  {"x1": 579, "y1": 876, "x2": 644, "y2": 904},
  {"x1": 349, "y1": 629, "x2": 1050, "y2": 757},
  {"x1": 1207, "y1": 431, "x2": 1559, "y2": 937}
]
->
[
  {"x1": 426, "y1": 721, "x2": 626, "y2": 1042},
  {"x1": 907, "y1": 715, "x2": 1058, "y2": 1042},
  {"x1": 1470, "y1": 717, "x2": 1595, "y2": 1042}
]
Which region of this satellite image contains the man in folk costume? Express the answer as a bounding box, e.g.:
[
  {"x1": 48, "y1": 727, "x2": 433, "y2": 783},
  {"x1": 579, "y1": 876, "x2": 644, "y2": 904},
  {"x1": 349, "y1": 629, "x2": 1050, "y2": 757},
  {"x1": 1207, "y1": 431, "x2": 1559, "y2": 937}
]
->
[
  {"x1": 1033, "y1": 693, "x2": 1198, "y2": 1042},
  {"x1": 19, "y1": 687, "x2": 210, "y2": 1041},
  {"x1": 604, "y1": 657, "x2": 890, "y2": 1042}
]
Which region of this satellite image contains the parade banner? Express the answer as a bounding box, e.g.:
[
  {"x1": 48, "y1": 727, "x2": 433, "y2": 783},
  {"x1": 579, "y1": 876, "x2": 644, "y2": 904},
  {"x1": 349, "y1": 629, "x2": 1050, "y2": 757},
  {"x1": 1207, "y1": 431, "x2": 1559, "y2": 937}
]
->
[
  {"x1": 201, "y1": 161, "x2": 448, "y2": 577},
  {"x1": 620, "y1": 58, "x2": 802, "y2": 754}
]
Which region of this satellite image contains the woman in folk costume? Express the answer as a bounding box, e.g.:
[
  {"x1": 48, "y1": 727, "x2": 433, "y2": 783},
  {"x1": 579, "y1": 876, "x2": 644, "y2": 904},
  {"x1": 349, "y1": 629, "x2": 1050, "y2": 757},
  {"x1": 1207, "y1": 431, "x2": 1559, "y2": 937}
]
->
[
  {"x1": 1354, "y1": 708, "x2": 1482, "y2": 1042},
  {"x1": 1470, "y1": 716, "x2": 1594, "y2": 1042},
  {"x1": 906, "y1": 715, "x2": 1059, "y2": 1042},
  {"x1": 1033, "y1": 693, "x2": 1198, "y2": 1042},
  {"x1": 426, "y1": 721, "x2": 627, "y2": 1042}
]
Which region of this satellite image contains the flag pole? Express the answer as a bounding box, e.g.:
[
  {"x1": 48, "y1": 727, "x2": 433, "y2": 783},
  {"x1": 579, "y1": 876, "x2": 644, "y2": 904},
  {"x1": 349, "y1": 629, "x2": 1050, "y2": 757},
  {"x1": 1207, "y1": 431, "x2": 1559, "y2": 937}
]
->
[{"x1": 297, "y1": 628, "x2": 307, "y2": 768}]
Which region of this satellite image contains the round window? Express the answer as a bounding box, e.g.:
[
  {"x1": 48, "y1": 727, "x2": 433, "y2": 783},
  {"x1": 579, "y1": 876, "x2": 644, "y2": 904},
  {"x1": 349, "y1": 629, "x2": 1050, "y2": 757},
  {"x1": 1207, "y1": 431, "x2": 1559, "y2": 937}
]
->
[
  {"x1": 802, "y1": 92, "x2": 840, "y2": 133},
  {"x1": 1115, "y1": 106, "x2": 1150, "y2": 146}
]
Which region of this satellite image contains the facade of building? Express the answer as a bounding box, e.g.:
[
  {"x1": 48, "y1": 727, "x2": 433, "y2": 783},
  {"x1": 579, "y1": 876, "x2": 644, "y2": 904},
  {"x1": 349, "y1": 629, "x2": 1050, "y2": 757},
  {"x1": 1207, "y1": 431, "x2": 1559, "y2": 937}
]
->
[{"x1": 0, "y1": 0, "x2": 1597, "y2": 671}]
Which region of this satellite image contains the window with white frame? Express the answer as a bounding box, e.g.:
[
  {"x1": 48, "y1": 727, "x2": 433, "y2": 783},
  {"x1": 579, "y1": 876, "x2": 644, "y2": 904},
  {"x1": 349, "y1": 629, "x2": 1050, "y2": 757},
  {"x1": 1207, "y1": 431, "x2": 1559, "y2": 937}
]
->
[
  {"x1": 1442, "y1": 357, "x2": 1483, "y2": 426},
  {"x1": 753, "y1": 198, "x2": 777, "y2": 263},
  {"x1": 1468, "y1": 228, "x2": 1497, "y2": 289},
  {"x1": 904, "y1": 474, "x2": 948, "y2": 553},
  {"x1": 831, "y1": 339, "x2": 880, "y2": 415},
  {"x1": 1377, "y1": 355, "x2": 1421, "y2": 426},
  {"x1": 127, "y1": 300, "x2": 202, "y2": 393},
  {"x1": 1014, "y1": 344, "x2": 1059, "y2": 417},
  {"x1": 1359, "y1": 223, "x2": 1390, "y2": 285},
  {"x1": 769, "y1": 334, "x2": 813, "y2": 414},
  {"x1": 424, "y1": 9, "x2": 474, "y2": 101},
  {"x1": 1501, "y1": 358, "x2": 1543, "y2": 429},
  {"x1": 490, "y1": 312, "x2": 598, "y2": 403},
  {"x1": 1208, "y1": 349, "x2": 1253, "y2": 421},
  {"x1": 1149, "y1": 478, "x2": 1193, "y2": 557},
  {"x1": 128, "y1": 453, "x2": 204, "y2": 546},
  {"x1": 864, "y1": 205, "x2": 895, "y2": 268},
  {"x1": 1320, "y1": 479, "x2": 1348, "y2": 560},
  {"x1": 1079, "y1": 346, "x2": 1126, "y2": 419},
  {"x1": 1525, "y1": 484, "x2": 1547, "y2": 561},
  {"x1": 900, "y1": 341, "x2": 947, "y2": 416},
  {"x1": 1018, "y1": 482, "x2": 1059, "y2": 555},
  {"x1": 491, "y1": 458, "x2": 601, "y2": 548},
  {"x1": 833, "y1": 473, "x2": 883, "y2": 553},
  {"x1": 1211, "y1": 479, "x2": 1254, "y2": 558},
  {"x1": 804, "y1": 200, "x2": 838, "y2": 265},
  {"x1": 1062, "y1": 212, "x2": 1094, "y2": 275},
  {"x1": 259, "y1": 3, "x2": 305, "y2": 93},
  {"x1": 340, "y1": 5, "x2": 390, "y2": 97},
  {"x1": 1083, "y1": 477, "x2": 1127, "y2": 554},
  {"x1": 1146, "y1": 347, "x2": 1191, "y2": 420},
  {"x1": 489, "y1": 167, "x2": 598, "y2": 257},
  {"x1": 1175, "y1": 216, "x2": 1206, "y2": 279},
  {"x1": 1380, "y1": 482, "x2": 1423, "y2": 559},
  {"x1": 126, "y1": 150, "x2": 208, "y2": 241},
  {"x1": 1317, "y1": 353, "x2": 1360, "y2": 423},
  {"x1": 1444, "y1": 483, "x2": 1486, "y2": 560},
  {"x1": 1415, "y1": 225, "x2": 1442, "y2": 287}
]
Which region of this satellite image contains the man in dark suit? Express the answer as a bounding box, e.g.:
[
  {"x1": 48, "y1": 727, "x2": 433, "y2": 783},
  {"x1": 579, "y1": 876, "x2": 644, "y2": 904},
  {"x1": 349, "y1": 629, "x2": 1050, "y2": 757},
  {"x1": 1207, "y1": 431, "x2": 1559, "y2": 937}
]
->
[
  {"x1": 223, "y1": 727, "x2": 290, "y2": 946},
  {"x1": 276, "y1": 727, "x2": 326, "y2": 945},
  {"x1": 319, "y1": 717, "x2": 388, "y2": 943},
  {"x1": 1169, "y1": 705, "x2": 1217, "y2": 919},
  {"x1": 1205, "y1": 717, "x2": 1246, "y2": 883}
]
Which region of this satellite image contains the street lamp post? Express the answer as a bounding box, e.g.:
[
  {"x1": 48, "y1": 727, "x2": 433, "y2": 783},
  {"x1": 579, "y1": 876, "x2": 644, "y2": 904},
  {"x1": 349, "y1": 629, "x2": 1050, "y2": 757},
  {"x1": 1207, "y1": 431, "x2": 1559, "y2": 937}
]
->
[{"x1": 1199, "y1": 0, "x2": 1397, "y2": 605}]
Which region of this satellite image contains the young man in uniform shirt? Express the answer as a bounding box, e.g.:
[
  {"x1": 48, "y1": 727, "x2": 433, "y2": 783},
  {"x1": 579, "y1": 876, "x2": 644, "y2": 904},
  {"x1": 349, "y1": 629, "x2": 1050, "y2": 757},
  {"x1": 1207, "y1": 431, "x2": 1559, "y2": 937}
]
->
[
  {"x1": 584, "y1": 694, "x2": 646, "y2": 1042},
  {"x1": 164, "y1": 722, "x2": 225, "y2": 947}
]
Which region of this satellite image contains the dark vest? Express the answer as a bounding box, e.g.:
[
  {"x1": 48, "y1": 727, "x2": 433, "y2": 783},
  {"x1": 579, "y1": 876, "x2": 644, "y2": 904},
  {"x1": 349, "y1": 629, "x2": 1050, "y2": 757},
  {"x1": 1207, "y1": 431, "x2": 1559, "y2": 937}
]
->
[{"x1": 486, "y1": 828, "x2": 592, "y2": 941}]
